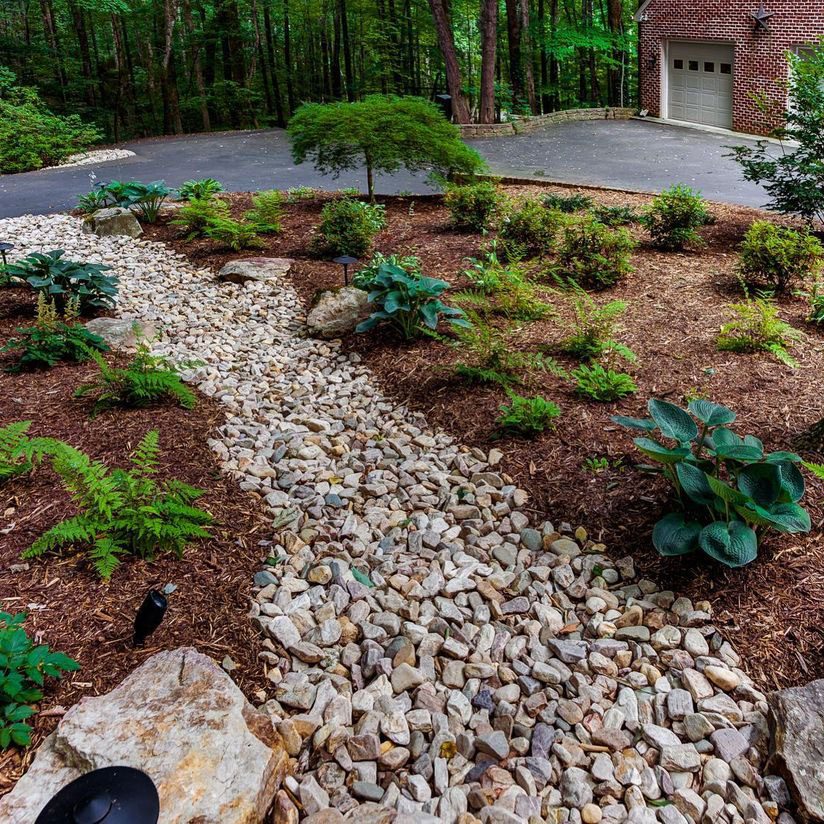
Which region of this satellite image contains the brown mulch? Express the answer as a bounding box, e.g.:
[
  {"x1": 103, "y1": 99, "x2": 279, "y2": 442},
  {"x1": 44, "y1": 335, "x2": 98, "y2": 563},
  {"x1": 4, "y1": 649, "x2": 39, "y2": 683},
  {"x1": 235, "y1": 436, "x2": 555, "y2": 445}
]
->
[
  {"x1": 147, "y1": 185, "x2": 824, "y2": 692},
  {"x1": 0, "y1": 287, "x2": 271, "y2": 791}
]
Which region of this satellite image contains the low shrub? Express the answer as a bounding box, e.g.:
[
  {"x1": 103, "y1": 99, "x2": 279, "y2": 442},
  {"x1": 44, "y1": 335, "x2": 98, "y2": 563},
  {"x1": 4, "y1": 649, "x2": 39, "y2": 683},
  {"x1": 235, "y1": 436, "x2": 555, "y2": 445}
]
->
[
  {"x1": 593, "y1": 205, "x2": 640, "y2": 227},
  {"x1": 76, "y1": 344, "x2": 196, "y2": 414},
  {"x1": 171, "y1": 197, "x2": 230, "y2": 239},
  {"x1": 499, "y1": 200, "x2": 563, "y2": 260},
  {"x1": 542, "y1": 192, "x2": 593, "y2": 213},
  {"x1": 738, "y1": 221, "x2": 823, "y2": 292},
  {"x1": 553, "y1": 216, "x2": 636, "y2": 289},
  {"x1": 613, "y1": 398, "x2": 812, "y2": 567},
  {"x1": 203, "y1": 216, "x2": 263, "y2": 251},
  {"x1": 23, "y1": 431, "x2": 212, "y2": 579},
  {"x1": 2, "y1": 294, "x2": 108, "y2": 371},
  {"x1": 643, "y1": 184, "x2": 710, "y2": 251},
  {"x1": 357, "y1": 262, "x2": 468, "y2": 338},
  {"x1": 559, "y1": 289, "x2": 637, "y2": 363},
  {"x1": 244, "y1": 190, "x2": 284, "y2": 234},
  {"x1": 444, "y1": 181, "x2": 502, "y2": 232},
  {"x1": 497, "y1": 392, "x2": 561, "y2": 437},
  {"x1": 0, "y1": 612, "x2": 79, "y2": 748},
  {"x1": 352, "y1": 252, "x2": 422, "y2": 291},
  {"x1": 3, "y1": 250, "x2": 118, "y2": 313},
  {"x1": 572, "y1": 363, "x2": 637, "y2": 401},
  {"x1": 315, "y1": 197, "x2": 386, "y2": 257},
  {"x1": 178, "y1": 178, "x2": 224, "y2": 201},
  {"x1": 717, "y1": 296, "x2": 801, "y2": 367}
]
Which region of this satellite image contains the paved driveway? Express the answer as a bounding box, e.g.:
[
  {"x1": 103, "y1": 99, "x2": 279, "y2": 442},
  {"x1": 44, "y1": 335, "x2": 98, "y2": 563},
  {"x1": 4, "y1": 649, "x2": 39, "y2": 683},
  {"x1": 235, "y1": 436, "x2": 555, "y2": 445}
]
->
[{"x1": 0, "y1": 119, "x2": 768, "y2": 219}]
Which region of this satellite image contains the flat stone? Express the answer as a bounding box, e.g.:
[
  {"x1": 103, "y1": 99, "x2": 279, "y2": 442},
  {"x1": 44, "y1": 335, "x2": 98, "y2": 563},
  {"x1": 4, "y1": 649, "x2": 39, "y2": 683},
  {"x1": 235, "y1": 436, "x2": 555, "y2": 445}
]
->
[
  {"x1": 475, "y1": 731, "x2": 510, "y2": 760},
  {"x1": 84, "y1": 317, "x2": 156, "y2": 351},
  {"x1": 82, "y1": 206, "x2": 142, "y2": 237}
]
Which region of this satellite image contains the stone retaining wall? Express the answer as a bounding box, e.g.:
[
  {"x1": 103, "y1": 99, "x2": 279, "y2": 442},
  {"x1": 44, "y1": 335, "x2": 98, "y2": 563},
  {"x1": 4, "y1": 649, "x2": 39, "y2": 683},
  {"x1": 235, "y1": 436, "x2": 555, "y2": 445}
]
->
[{"x1": 460, "y1": 107, "x2": 636, "y2": 138}]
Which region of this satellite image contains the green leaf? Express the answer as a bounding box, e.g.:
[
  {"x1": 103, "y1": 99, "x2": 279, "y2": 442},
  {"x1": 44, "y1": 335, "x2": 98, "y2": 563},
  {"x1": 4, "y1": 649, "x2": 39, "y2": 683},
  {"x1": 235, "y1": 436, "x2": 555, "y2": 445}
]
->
[
  {"x1": 687, "y1": 399, "x2": 736, "y2": 427},
  {"x1": 611, "y1": 415, "x2": 657, "y2": 431},
  {"x1": 648, "y1": 399, "x2": 699, "y2": 442},
  {"x1": 711, "y1": 428, "x2": 742, "y2": 447},
  {"x1": 776, "y1": 461, "x2": 805, "y2": 504},
  {"x1": 633, "y1": 438, "x2": 691, "y2": 464},
  {"x1": 706, "y1": 474, "x2": 749, "y2": 506},
  {"x1": 675, "y1": 462, "x2": 716, "y2": 506},
  {"x1": 652, "y1": 513, "x2": 701, "y2": 557},
  {"x1": 738, "y1": 463, "x2": 783, "y2": 506},
  {"x1": 713, "y1": 443, "x2": 764, "y2": 463},
  {"x1": 698, "y1": 521, "x2": 758, "y2": 568}
]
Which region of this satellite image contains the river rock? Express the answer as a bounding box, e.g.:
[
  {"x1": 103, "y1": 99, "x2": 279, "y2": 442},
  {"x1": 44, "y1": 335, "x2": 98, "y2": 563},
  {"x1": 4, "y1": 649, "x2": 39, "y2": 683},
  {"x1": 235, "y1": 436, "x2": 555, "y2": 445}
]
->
[
  {"x1": 306, "y1": 286, "x2": 370, "y2": 339},
  {"x1": 218, "y1": 257, "x2": 293, "y2": 284},
  {"x1": 84, "y1": 317, "x2": 157, "y2": 350},
  {"x1": 82, "y1": 207, "x2": 143, "y2": 238}
]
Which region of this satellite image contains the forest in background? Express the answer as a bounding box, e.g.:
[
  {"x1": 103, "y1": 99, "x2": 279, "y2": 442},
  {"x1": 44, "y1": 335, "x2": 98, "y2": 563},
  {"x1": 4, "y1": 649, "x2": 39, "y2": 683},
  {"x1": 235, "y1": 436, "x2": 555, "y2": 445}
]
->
[{"x1": 0, "y1": 0, "x2": 636, "y2": 141}]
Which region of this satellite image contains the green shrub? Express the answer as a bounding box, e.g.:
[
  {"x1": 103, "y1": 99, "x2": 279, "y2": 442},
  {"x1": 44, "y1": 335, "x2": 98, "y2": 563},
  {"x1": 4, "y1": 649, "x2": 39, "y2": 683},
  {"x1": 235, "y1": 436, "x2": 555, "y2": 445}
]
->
[
  {"x1": 573, "y1": 363, "x2": 637, "y2": 401},
  {"x1": 0, "y1": 612, "x2": 79, "y2": 748},
  {"x1": 542, "y1": 192, "x2": 593, "y2": 213},
  {"x1": 2, "y1": 294, "x2": 108, "y2": 371},
  {"x1": 593, "y1": 205, "x2": 640, "y2": 227},
  {"x1": 178, "y1": 178, "x2": 224, "y2": 201},
  {"x1": 497, "y1": 392, "x2": 561, "y2": 437},
  {"x1": 613, "y1": 398, "x2": 812, "y2": 567},
  {"x1": 444, "y1": 182, "x2": 502, "y2": 231},
  {"x1": 559, "y1": 289, "x2": 637, "y2": 363},
  {"x1": 286, "y1": 186, "x2": 319, "y2": 203},
  {"x1": 171, "y1": 197, "x2": 230, "y2": 240},
  {"x1": 76, "y1": 344, "x2": 196, "y2": 414},
  {"x1": 315, "y1": 197, "x2": 386, "y2": 257},
  {"x1": 23, "y1": 431, "x2": 212, "y2": 579},
  {"x1": 203, "y1": 216, "x2": 263, "y2": 251},
  {"x1": 3, "y1": 250, "x2": 118, "y2": 313},
  {"x1": 717, "y1": 297, "x2": 801, "y2": 366},
  {"x1": 357, "y1": 262, "x2": 468, "y2": 338},
  {"x1": 499, "y1": 200, "x2": 563, "y2": 259},
  {"x1": 0, "y1": 421, "x2": 35, "y2": 483},
  {"x1": 554, "y1": 216, "x2": 636, "y2": 289},
  {"x1": 244, "y1": 190, "x2": 284, "y2": 234},
  {"x1": 807, "y1": 281, "x2": 824, "y2": 325},
  {"x1": 738, "y1": 221, "x2": 823, "y2": 292},
  {"x1": 643, "y1": 185, "x2": 711, "y2": 251},
  {"x1": 352, "y1": 252, "x2": 422, "y2": 291}
]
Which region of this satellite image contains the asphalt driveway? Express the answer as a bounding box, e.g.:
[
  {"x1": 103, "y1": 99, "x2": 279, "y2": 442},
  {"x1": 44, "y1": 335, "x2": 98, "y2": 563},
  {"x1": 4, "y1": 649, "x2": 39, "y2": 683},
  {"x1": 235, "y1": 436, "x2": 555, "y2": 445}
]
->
[{"x1": 0, "y1": 119, "x2": 769, "y2": 219}]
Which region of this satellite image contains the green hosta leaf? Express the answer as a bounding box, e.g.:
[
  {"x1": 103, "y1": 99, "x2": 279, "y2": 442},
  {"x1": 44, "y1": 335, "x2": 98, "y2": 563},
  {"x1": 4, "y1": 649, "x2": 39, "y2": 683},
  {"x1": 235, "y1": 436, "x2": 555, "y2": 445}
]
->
[
  {"x1": 706, "y1": 474, "x2": 749, "y2": 506},
  {"x1": 698, "y1": 521, "x2": 758, "y2": 568},
  {"x1": 776, "y1": 461, "x2": 805, "y2": 504},
  {"x1": 675, "y1": 462, "x2": 716, "y2": 506},
  {"x1": 738, "y1": 463, "x2": 783, "y2": 507},
  {"x1": 711, "y1": 428, "x2": 742, "y2": 447},
  {"x1": 765, "y1": 451, "x2": 803, "y2": 464},
  {"x1": 738, "y1": 502, "x2": 811, "y2": 533},
  {"x1": 611, "y1": 415, "x2": 657, "y2": 431},
  {"x1": 687, "y1": 399, "x2": 736, "y2": 427},
  {"x1": 652, "y1": 513, "x2": 701, "y2": 557},
  {"x1": 714, "y1": 443, "x2": 764, "y2": 463},
  {"x1": 648, "y1": 399, "x2": 699, "y2": 442},
  {"x1": 633, "y1": 438, "x2": 691, "y2": 464}
]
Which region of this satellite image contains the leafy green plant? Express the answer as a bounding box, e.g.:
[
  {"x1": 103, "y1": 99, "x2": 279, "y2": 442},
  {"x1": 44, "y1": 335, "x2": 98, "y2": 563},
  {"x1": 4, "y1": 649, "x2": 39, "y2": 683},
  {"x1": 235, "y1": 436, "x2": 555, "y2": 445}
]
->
[
  {"x1": 23, "y1": 431, "x2": 212, "y2": 579},
  {"x1": 244, "y1": 189, "x2": 284, "y2": 233},
  {"x1": 497, "y1": 392, "x2": 561, "y2": 437},
  {"x1": 2, "y1": 294, "x2": 108, "y2": 371},
  {"x1": 0, "y1": 421, "x2": 35, "y2": 483},
  {"x1": 178, "y1": 178, "x2": 224, "y2": 201},
  {"x1": 203, "y1": 216, "x2": 263, "y2": 250},
  {"x1": 643, "y1": 185, "x2": 711, "y2": 251},
  {"x1": 126, "y1": 181, "x2": 171, "y2": 222},
  {"x1": 717, "y1": 296, "x2": 801, "y2": 367},
  {"x1": 356, "y1": 262, "x2": 468, "y2": 338},
  {"x1": 499, "y1": 200, "x2": 563, "y2": 260},
  {"x1": 572, "y1": 363, "x2": 637, "y2": 401},
  {"x1": 0, "y1": 612, "x2": 79, "y2": 748},
  {"x1": 352, "y1": 252, "x2": 422, "y2": 290},
  {"x1": 553, "y1": 216, "x2": 636, "y2": 289},
  {"x1": 806, "y1": 280, "x2": 824, "y2": 325},
  {"x1": 314, "y1": 197, "x2": 386, "y2": 257},
  {"x1": 738, "y1": 220, "x2": 823, "y2": 292},
  {"x1": 559, "y1": 288, "x2": 636, "y2": 364},
  {"x1": 171, "y1": 197, "x2": 231, "y2": 239},
  {"x1": 613, "y1": 398, "x2": 812, "y2": 567},
  {"x1": 444, "y1": 181, "x2": 502, "y2": 231},
  {"x1": 593, "y1": 205, "x2": 640, "y2": 227},
  {"x1": 3, "y1": 250, "x2": 118, "y2": 313},
  {"x1": 76, "y1": 189, "x2": 110, "y2": 215},
  {"x1": 286, "y1": 186, "x2": 319, "y2": 202},
  {"x1": 75, "y1": 344, "x2": 196, "y2": 414},
  {"x1": 542, "y1": 192, "x2": 593, "y2": 213}
]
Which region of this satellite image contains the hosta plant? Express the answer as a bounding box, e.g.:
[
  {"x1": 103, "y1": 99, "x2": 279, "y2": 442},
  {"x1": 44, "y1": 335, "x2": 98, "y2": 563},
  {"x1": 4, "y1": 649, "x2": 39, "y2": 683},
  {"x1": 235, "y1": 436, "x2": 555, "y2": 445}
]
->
[
  {"x1": 357, "y1": 263, "x2": 469, "y2": 338},
  {"x1": 178, "y1": 178, "x2": 224, "y2": 201},
  {"x1": 0, "y1": 612, "x2": 79, "y2": 748},
  {"x1": 352, "y1": 252, "x2": 422, "y2": 291},
  {"x1": 613, "y1": 399, "x2": 811, "y2": 567},
  {"x1": 497, "y1": 392, "x2": 561, "y2": 437}
]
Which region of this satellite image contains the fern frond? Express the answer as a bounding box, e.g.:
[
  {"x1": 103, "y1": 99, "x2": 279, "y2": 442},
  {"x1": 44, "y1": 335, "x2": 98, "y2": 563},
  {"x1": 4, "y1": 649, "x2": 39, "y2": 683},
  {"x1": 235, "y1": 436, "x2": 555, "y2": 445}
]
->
[
  {"x1": 89, "y1": 537, "x2": 123, "y2": 580},
  {"x1": 24, "y1": 515, "x2": 102, "y2": 557},
  {"x1": 130, "y1": 430, "x2": 160, "y2": 477}
]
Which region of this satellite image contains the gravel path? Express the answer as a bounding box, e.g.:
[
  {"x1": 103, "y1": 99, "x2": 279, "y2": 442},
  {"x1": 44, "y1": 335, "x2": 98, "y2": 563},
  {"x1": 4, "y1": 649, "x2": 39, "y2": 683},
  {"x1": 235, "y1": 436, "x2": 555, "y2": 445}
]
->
[{"x1": 2, "y1": 215, "x2": 795, "y2": 824}]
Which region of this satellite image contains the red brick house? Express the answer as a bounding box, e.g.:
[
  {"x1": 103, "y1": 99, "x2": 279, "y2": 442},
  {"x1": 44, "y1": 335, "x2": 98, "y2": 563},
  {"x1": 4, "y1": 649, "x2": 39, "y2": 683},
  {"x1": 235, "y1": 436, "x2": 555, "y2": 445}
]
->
[{"x1": 635, "y1": 0, "x2": 824, "y2": 134}]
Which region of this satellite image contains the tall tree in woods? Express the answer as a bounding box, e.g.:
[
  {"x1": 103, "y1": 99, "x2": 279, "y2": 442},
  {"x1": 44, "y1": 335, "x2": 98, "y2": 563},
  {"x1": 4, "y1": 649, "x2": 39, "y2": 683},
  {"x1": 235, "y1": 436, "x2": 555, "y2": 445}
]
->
[
  {"x1": 478, "y1": 0, "x2": 497, "y2": 123},
  {"x1": 426, "y1": 0, "x2": 471, "y2": 123}
]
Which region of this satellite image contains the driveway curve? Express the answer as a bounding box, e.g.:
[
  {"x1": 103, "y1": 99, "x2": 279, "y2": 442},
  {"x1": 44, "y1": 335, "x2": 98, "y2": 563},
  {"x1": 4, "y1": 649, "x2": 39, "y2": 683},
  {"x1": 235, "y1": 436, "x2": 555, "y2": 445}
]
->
[{"x1": 0, "y1": 119, "x2": 767, "y2": 219}]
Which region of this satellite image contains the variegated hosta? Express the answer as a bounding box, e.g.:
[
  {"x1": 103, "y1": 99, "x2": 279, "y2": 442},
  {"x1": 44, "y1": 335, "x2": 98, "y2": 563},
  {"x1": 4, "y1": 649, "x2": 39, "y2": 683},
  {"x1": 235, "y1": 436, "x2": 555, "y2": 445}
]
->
[{"x1": 613, "y1": 398, "x2": 811, "y2": 568}]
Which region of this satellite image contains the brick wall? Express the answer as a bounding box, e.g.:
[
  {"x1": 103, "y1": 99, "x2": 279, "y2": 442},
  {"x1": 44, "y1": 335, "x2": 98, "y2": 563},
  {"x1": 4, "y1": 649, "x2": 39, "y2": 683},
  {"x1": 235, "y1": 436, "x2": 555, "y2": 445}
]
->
[{"x1": 638, "y1": 0, "x2": 824, "y2": 134}]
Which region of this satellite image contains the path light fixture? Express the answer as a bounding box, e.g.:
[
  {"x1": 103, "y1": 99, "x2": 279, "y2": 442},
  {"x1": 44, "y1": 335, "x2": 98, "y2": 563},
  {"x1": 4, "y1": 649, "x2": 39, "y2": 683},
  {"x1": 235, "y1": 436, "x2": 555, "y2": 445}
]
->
[
  {"x1": 34, "y1": 766, "x2": 159, "y2": 824},
  {"x1": 0, "y1": 242, "x2": 14, "y2": 267},
  {"x1": 133, "y1": 589, "x2": 168, "y2": 647},
  {"x1": 333, "y1": 255, "x2": 358, "y2": 286}
]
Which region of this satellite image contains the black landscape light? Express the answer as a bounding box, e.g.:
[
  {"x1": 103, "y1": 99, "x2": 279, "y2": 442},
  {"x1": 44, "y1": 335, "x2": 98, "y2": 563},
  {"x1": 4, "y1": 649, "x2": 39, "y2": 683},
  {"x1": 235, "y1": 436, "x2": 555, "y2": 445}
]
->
[
  {"x1": 34, "y1": 766, "x2": 159, "y2": 824},
  {"x1": 133, "y1": 589, "x2": 167, "y2": 647},
  {"x1": 333, "y1": 255, "x2": 358, "y2": 286},
  {"x1": 435, "y1": 94, "x2": 452, "y2": 120},
  {"x1": 0, "y1": 242, "x2": 14, "y2": 267}
]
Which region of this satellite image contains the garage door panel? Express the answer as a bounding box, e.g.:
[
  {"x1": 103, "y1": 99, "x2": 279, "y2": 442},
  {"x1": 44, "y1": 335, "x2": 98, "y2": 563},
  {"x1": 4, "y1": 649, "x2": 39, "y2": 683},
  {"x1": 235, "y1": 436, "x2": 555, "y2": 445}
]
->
[{"x1": 668, "y1": 42, "x2": 734, "y2": 129}]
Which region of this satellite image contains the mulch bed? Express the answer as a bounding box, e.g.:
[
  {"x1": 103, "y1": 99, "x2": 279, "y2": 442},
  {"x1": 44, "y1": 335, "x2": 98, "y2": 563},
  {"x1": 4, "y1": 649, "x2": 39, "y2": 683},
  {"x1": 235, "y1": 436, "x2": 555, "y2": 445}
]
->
[
  {"x1": 0, "y1": 286, "x2": 271, "y2": 791},
  {"x1": 146, "y1": 186, "x2": 824, "y2": 691}
]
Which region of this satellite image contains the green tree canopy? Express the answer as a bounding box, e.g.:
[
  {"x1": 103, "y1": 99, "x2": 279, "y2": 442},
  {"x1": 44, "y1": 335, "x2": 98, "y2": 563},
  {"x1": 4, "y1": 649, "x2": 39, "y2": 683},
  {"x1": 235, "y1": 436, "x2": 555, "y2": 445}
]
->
[{"x1": 287, "y1": 95, "x2": 486, "y2": 199}]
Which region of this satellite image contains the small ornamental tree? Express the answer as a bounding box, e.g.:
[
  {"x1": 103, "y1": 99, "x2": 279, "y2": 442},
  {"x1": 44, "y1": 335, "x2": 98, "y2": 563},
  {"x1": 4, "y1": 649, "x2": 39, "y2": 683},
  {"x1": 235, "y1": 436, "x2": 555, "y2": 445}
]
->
[
  {"x1": 288, "y1": 95, "x2": 486, "y2": 201},
  {"x1": 730, "y1": 42, "x2": 824, "y2": 225}
]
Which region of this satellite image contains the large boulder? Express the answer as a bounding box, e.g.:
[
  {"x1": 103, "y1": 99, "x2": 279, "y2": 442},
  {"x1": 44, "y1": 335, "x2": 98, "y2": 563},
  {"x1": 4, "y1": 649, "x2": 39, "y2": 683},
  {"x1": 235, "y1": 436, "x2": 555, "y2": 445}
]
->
[
  {"x1": 218, "y1": 257, "x2": 293, "y2": 284},
  {"x1": 306, "y1": 286, "x2": 370, "y2": 339},
  {"x1": 84, "y1": 317, "x2": 157, "y2": 350},
  {"x1": 769, "y1": 678, "x2": 824, "y2": 821},
  {"x1": 0, "y1": 647, "x2": 289, "y2": 824},
  {"x1": 82, "y1": 207, "x2": 143, "y2": 238}
]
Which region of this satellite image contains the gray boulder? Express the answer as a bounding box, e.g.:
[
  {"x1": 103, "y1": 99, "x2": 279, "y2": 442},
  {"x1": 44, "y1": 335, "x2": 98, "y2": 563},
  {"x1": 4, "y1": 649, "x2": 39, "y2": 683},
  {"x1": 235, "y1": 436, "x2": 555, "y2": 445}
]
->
[
  {"x1": 769, "y1": 677, "x2": 824, "y2": 821},
  {"x1": 306, "y1": 286, "x2": 370, "y2": 339},
  {"x1": 0, "y1": 648, "x2": 288, "y2": 824},
  {"x1": 84, "y1": 317, "x2": 156, "y2": 350},
  {"x1": 82, "y1": 207, "x2": 143, "y2": 238},
  {"x1": 218, "y1": 257, "x2": 293, "y2": 284}
]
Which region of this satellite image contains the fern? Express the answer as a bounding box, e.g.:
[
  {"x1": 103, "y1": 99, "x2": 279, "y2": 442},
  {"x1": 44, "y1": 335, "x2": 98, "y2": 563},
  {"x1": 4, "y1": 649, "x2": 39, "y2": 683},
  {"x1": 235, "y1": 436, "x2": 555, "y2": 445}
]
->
[
  {"x1": 0, "y1": 421, "x2": 34, "y2": 482},
  {"x1": 244, "y1": 190, "x2": 284, "y2": 234},
  {"x1": 717, "y1": 296, "x2": 801, "y2": 367},
  {"x1": 23, "y1": 432, "x2": 212, "y2": 579},
  {"x1": 558, "y1": 287, "x2": 637, "y2": 365}
]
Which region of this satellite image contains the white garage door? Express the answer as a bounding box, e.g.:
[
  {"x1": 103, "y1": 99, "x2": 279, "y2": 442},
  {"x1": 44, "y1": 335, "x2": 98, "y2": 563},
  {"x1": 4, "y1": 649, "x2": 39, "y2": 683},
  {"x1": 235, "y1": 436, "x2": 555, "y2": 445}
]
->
[{"x1": 668, "y1": 42, "x2": 734, "y2": 129}]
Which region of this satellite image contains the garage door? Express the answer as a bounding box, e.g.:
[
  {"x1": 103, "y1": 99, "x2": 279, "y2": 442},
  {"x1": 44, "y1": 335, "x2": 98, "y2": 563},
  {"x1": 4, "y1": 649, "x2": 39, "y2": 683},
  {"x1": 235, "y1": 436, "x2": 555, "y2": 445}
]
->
[{"x1": 668, "y1": 42, "x2": 734, "y2": 129}]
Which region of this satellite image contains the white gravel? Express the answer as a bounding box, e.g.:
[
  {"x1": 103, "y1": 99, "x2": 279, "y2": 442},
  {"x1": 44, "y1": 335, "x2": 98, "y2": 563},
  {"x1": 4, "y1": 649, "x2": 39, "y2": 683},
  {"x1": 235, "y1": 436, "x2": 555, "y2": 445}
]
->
[{"x1": 57, "y1": 148, "x2": 135, "y2": 168}]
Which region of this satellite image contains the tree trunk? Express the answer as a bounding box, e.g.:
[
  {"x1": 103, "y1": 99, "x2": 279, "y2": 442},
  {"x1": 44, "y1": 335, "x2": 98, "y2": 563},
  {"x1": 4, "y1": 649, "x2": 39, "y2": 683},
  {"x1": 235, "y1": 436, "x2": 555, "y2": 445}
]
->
[
  {"x1": 263, "y1": 3, "x2": 286, "y2": 124},
  {"x1": 426, "y1": 0, "x2": 470, "y2": 123},
  {"x1": 606, "y1": 0, "x2": 624, "y2": 106},
  {"x1": 182, "y1": 0, "x2": 210, "y2": 130},
  {"x1": 504, "y1": 0, "x2": 525, "y2": 112},
  {"x1": 478, "y1": 0, "x2": 497, "y2": 123},
  {"x1": 339, "y1": 0, "x2": 355, "y2": 100}
]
